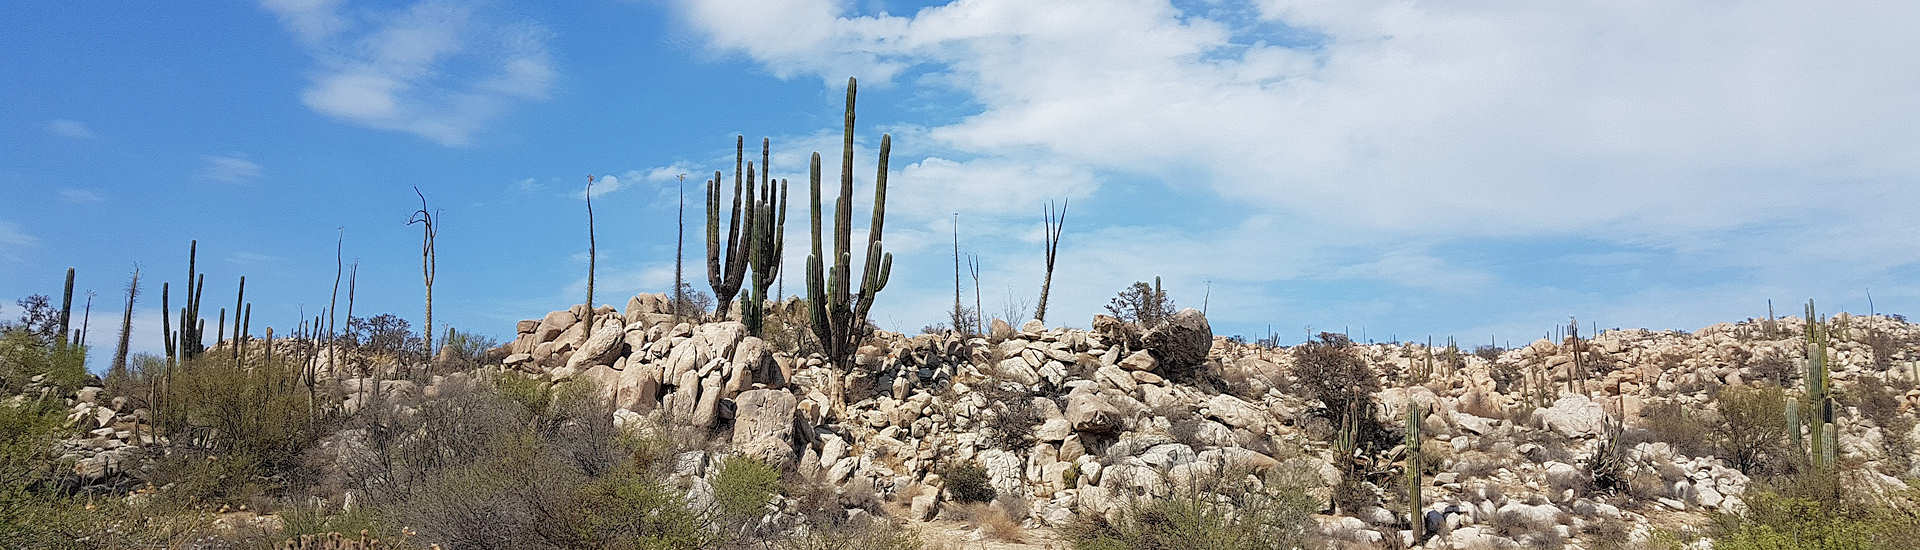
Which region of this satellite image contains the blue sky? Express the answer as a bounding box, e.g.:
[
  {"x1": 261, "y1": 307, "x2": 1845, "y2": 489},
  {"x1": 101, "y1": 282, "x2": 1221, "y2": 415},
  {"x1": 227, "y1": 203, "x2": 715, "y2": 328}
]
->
[{"x1": 4, "y1": 1, "x2": 1918, "y2": 371}]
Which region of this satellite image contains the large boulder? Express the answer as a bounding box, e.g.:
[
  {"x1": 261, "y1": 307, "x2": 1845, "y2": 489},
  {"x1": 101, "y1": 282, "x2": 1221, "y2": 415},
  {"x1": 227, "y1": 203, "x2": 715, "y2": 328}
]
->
[
  {"x1": 1537, "y1": 394, "x2": 1607, "y2": 438},
  {"x1": 1065, "y1": 390, "x2": 1122, "y2": 434},
  {"x1": 565, "y1": 322, "x2": 628, "y2": 370},
  {"x1": 732, "y1": 389, "x2": 799, "y2": 468},
  {"x1": 1144, "y1": 308, "x2": 1212, "y2": 378}
]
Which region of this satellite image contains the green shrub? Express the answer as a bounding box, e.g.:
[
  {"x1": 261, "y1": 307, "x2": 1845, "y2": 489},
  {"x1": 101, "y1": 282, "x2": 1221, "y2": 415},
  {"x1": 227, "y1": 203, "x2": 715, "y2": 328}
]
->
[
  {"x1": 1064, "y1": 471, "x2": 1317, "y2": 550},
  {"x1": 156, "y1": 354, "x2": 319, "y2": 505},
  {"x1": 1718, "y1": 384, "x2": 1791, "y2": 475},
  {"x1": 712, "y1": 455, "x2": 781, "y2": 528},
  {"x1": 944, "y1": 462, "x2": 996, "y2": 504},
  {"x1": 567, "y1": 465, "x2": 714, "y2": 549},
  {"x1": 0, "y1": 329, "x2": 88, "y2": 395}
]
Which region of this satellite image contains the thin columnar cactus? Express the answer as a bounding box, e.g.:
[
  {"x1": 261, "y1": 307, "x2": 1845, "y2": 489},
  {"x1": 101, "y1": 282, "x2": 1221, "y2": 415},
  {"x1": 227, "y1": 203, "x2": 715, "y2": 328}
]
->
[
  {"x1": 59, "y1": 267, "x2": 74, "y2": 348},
  {"x1": 744, "y1": 138, "x2": 787, "y2": 336},
  {"x1": 1407, "y1": 404, "x2": 1425, "y2": 542},
  {"x1": 1804, "y1": 299, "x2": 1832, "y2": 471},
  {"x1": 708, "y1": 136, "x2": 757, "y2": 321},
  {"x1": 806, "y1": 77, "x2": 892, "y2": 370}
]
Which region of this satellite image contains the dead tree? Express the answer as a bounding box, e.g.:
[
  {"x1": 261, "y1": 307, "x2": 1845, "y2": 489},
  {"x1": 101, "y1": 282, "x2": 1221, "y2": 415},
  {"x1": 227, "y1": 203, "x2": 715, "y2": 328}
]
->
[
  {"x1": 585, "y1": 175, "x2": 597, "y2": 328},
  {"x1": 968, "y1": 253, "x2": 982, "y2": 336},
  {"x1": 328, "y1": 229, "x2": 342, "y2": 382},
  {"x1": 952, "y1": 213, "x2": 964, "y2": 333},
  {"x1": 409, "y1": 186, "x2": 438, "y2": 368},
  {"x1": 110, "y1": 267, "x2": 140, "y2": 377},
  {"x1": 1034, "y1": 199, "x2": 1068, "y2": 324},
  {"x1": 674, "y1": 173, "x2": 686, "y2": 323}
]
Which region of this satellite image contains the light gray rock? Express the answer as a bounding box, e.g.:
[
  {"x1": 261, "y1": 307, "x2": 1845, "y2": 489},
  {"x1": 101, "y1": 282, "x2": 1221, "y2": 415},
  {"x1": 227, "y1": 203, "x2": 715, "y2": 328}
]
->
[
  {"x1": 732, "y1": 389, "x2": 799, "y2": 469},
  {"x1": 1537, "y1": 394, "x2": 1607, "y2": 438},
  {"x1": 566, "y1": 322, "x2": 628, "y2": 370}
]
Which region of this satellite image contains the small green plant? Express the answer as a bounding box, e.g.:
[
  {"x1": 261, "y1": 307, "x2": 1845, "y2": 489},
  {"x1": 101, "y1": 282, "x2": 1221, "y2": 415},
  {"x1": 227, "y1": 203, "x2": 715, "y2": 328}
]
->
[{"x1": 944, "y1": 462, "x2": 996, "y2": 504}]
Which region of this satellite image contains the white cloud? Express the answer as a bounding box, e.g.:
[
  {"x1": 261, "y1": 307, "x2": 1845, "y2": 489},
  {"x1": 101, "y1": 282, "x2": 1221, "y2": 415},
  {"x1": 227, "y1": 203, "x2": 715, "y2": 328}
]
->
[
  {"x1": 672, "y1": 0, "x2": 1920, "y2": 330},
  {"x1": 57, "y1": 188, "x2": 104, "y2": 203},
  {"x1": 0, "y1": 220, "x2": 35, "y2": 263},
  {"x1": 674, "y1": 0, "x2": 1920, "y2": 241},
  {"x1": 197, "y1": 154, "x2": 263, "y2": 184},
  {"x1": 44, "y1": 119, "x2": 95, "y2": 139},
  {"x1": 261, "y1": 0, "x2": 554, "y2": 146}
]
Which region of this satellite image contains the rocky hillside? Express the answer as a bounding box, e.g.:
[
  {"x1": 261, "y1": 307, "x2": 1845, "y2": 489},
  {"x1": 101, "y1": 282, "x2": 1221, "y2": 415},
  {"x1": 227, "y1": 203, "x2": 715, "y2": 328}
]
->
[
  {"x1": 469, "y1": 293, "x2": 1918, "y2": 547},
  {"x1": 32, "y1": 293, "x2": 1920, "y2": 548}
]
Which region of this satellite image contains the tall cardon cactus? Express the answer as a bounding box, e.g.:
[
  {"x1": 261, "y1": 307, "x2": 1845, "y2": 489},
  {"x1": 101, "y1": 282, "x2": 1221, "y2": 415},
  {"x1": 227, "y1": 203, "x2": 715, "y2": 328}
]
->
[
  {"x1": 807, "y1": 77, "x2": 892, "y2": 369},
  {"x1": 708, "y1": 136, "x2": 760, "y2": 320},
  {"x1": 1802, "y1": 299, "x2": 1835, "y2": 471},
  {"x1": 1407, "y1": 404, "x2": 1426, "y2": 542},
  {"x1": 744, "y1": 142, "x2": 787, "y2": 336}
]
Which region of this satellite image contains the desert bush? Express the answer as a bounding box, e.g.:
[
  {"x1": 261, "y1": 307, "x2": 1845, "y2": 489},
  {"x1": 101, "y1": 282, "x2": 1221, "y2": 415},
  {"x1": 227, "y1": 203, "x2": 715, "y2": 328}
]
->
[
  {"x1": 1105, "y1": 280, "x2": 1174, "y2": 326},
  {"x1": 1473, "y1": 345, "x2": 1504, "y2": 362},
  {"x1": 157, "y1": 354, "x2": 322, "y2": 505},
  {"x1": 1845, "y1": 377, "x2": 1915, "y2": 473},
  {"x1": 1747, "y1": 351, "x2": 1799, "y2": 386},
  {"x1": 1708, "y1": 482, "x2": 1920, "y2": 550},
  {"x1": 943, "y1": 462, "x2": 996, "y2": 504},
  {"x1": 1063, "y1": 469, "x2": 1318, "y2": 550},
  {"x1": 0, "y1": 329, "x2": 88, "y2": 395},
  {"x1": 1860, "y1": 328, "x2": 1903, "y2": 370},
  {"x1": 437, "y1": 328, "x2": 501, "y2": 371},
  {"x1": 1638, "y1": 400, "x2": 1717, "y2": 458},
  {"x1": 779, "y1": 516, "x2": 924, "y2": 550},
  {"x1": 566, "y1": 465, "x2": 714, "y2": 549},
  {"x1": 978, "y1": 384, "x2": 1040, "y2": 450},
  {"x1": 1293, "y1": 333, "x2": 1380, "y2": 424},
  {"x1": 713, "y1": 455, "x2": 781, "y2": 530},
  {"x1": 1717, "y1": 384, "x2": 1792, "y2": 475},
  {"x1": 956, "y1": 501, "x2": 1027, "y2": 543}
]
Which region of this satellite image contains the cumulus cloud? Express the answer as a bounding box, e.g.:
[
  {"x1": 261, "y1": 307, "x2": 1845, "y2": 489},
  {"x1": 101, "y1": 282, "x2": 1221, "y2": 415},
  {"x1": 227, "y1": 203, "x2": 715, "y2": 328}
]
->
[
  {"x1": 260, "y1": 0, "x2": 555, "y2": 146},
  {"x1": 44, "y1": 119, "x2": 95, "y2": 139},
  {"x1": 669, "y1": 0, "x2": 1920, "y2": 331},
  {"x1": 197, "y1": 154, "x2": 263, "y2": 184}
]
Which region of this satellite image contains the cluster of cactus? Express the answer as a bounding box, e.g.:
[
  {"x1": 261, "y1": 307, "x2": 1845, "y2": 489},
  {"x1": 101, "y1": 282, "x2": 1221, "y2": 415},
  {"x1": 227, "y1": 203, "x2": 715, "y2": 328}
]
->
[
  {"x1": 1566, "y1": 316, "x2": 1588, "y2": 396},
  {"x1": 707, "y1": 137, "x2": 765, "y2": 324},
  {"x1": 1518, "y1": 360, "x2": 1556, "y2": 408},
  {"x1": 1789, "y1": 299, "x2": 1838, "y2": 471},
  {"x1": 1409, "y1": 337, "x2": 1434, "y2": 383},
  {"x1": 703, "y1": 136, "x2": 788, "y2": 335},
  {"x1": 806, "y1": 77, "x2": 892, "y2": 369},
  {"x1": 744, "y1": 141, "x2": 787, "y2": 336},
  {"x1": 163, "y1": 240, "x2": 211, "y2": 364},
  {"x1": 1405, "y1": 404, "x2": 1426, "y2": 542}
]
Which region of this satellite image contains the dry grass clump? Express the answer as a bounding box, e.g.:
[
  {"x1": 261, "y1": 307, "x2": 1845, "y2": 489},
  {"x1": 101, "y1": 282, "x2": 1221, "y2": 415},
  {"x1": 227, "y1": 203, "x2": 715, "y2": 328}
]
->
[{"x1": 951, "y1": 501, "x2": 1026, "y2": 543}]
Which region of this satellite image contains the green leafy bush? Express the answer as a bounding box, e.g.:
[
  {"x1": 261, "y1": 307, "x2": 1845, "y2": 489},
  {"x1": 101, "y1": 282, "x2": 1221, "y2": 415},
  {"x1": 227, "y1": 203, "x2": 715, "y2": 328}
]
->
[
  {"x1": 712, "y1": 455, "x2": 781, "y2": 528},
  {"x1": 944, "y1": 462, "x2": 996, "y2": 504}
]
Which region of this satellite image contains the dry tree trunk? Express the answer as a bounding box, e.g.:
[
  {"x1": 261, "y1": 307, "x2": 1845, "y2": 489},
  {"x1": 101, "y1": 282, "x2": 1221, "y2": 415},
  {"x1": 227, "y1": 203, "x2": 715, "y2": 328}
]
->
[
  {"x1": 1034, "y1": 199, "x2": 1068, "y2": 324},
  {"x1": 410, "y1": 186, "x2": 438, "y2": 377},
  {"x1": 585, "y1": 176, "x2": 597, "y2": 328},
  {"x1": 675, "y1": 173, "x2": 685, "y2": 323},
  {"x1": 110, "y1": 268, "x2": 140, "y2": 377},
  {"x1": 328, "y1": 229, "x2": 342, "y2": 387}
]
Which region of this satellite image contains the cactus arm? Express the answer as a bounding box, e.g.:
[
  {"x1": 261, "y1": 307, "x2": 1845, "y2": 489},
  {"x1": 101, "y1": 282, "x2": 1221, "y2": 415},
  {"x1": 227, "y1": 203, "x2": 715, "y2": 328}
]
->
[
  {"x1": 837, "y1": 77, "x2": 856, "y2": 267},
  {"x1": 707, "y1": 172, "x2": 723, "y2": 293}
]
